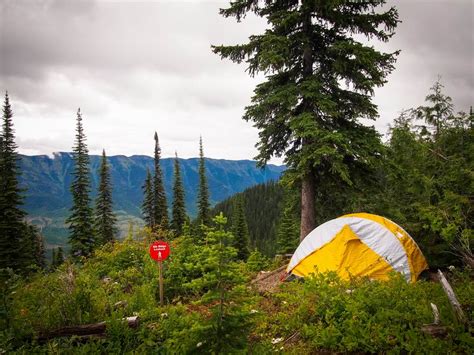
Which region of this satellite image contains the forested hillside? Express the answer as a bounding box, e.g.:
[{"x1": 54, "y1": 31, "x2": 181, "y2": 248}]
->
[{"x1": 212, "y1": 181, "x2": 285, "y2": 256}]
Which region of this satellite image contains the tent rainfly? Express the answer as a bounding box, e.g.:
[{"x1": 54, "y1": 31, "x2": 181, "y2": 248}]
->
[{"x1": 287, "y1": 213, "x2": 428, "y2": 282}]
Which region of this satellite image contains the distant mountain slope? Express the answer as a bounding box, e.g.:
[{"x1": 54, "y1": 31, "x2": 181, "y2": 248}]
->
[
  {"x1": 18, "y1": 153, "x2": 285, "y2": 249},
  {"x1": 212, "y1": 181, "x2": 286, "y2": 256}
]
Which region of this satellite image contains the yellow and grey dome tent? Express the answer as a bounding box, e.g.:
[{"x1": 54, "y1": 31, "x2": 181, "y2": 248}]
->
[{"x1": 287, "y1": 213, "x2": 428, "y2": 282}]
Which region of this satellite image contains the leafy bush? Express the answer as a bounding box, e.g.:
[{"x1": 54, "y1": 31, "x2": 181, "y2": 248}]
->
[{"x1": 254, "y1": 271, "x2": 473, "y2": 353}]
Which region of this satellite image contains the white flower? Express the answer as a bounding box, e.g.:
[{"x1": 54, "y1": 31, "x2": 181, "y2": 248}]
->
[
  {"x1": 160, "y1": 313, "x2": 168, "y2": 318},
  {"x1": 196, "y1": 342, "x2": 203, "y2": 348},
  {"x1": 250, "y1": 309, "x2": 258, "y2": 314},
  {"x1": 345, "y1": 289, "x2": 354, "y2": 294},
  {"x1": 282, "y1": 301, "x2": 287, "y2": 305},
  {"x1": 271, "y1": 337, "x2": 283, "y2": 344},
  {"x1": 448, "y1": 265, "x2": 455, "y2": 271}
]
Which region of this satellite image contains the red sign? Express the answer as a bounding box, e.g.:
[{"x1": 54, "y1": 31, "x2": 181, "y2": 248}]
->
[{"x1": 149, "y1": 241, "x2": 170, "y2": 261}]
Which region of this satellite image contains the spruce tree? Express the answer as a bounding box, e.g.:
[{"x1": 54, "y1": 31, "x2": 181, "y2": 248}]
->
[
  {"x1": 56, "y1": 247, "x2": 64, "y2": 266},
  {"x1": 67, "y1": 109, "x2": 95, "y2": 258},
  {"x1": 27, "y1": 225, "x2": 46, "y2": 270},
  {"x1": 0, "y1": 92, "x2": 26, "y2": 271},
  {"x1": 141, "y1": 168, "x2": 154, "y2": 228},
  {"x1": 231, "y1": 196, "x2": 250, "y2": 261},
  {"x1": 94, "y1": 149, "x2": 117, "y2": 245},
  {"x1": 197, "y1": 136, "x2": 211, "y2": 226},
  {"x1": 188, "y1": 214, "x2": 250, "y2": 352},
  {"x1": 171, "y1": 152, "x2": 186, "y2": 237},
  {"x1": 213, "y1": 1, "x2": 399, "y2": 240},
  {"x1": 51, "y1": 247, "x2": 64, "y2": 269},
  {"x1": 152, "y1": 132, "x2": 168, "y2": 229},
  {"x1": 276, "y1": 203, "x2": 299, "y2": 255},
  {"x1": 51, "y1": 248, "x2": 57, "y2": 270}
]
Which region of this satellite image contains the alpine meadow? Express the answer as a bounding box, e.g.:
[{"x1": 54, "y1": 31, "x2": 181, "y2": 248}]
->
[{"x1": 0, "y1": 1, "x2": 472, "y2": 354}]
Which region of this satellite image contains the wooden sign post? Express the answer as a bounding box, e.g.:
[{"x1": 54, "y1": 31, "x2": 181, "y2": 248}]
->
[{"x1": 149, "y1": 241, "x2": 170, "y2": 306}]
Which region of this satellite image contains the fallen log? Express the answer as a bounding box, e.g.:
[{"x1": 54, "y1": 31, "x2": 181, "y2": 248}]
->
[
  {"x1": 38, "y1": 316, "x2": 139, "y2": 342},
  {"x1": 437, "y1": 270, "x2": 467, "y2": 326}
]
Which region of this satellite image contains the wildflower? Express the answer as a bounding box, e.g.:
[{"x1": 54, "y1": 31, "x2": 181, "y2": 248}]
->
[
  {"x1": 196, "y1": 342, "x2": 203, "y2": 348},
  {"x1": 271, "y1": 337, "x2": 283, "y2": 344},
  {"x1": 448, "y1": 265, "x2": 455, "y2": 271},
  {"x1": 160, "y1": 312, "x2": 168, "y2": 318},
  {"x1": 250, "y1": 309, "x2": 258, "y2": 314}
]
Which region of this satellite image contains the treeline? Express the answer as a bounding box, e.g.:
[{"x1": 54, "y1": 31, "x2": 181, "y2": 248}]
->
[{"x1": 215, "y1": 80, "x2": 473, "y2": 268}]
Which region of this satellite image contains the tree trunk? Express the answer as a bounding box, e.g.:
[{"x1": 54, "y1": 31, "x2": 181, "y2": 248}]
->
[
  {"x1": 299, "y1": 5, "x2": 316, "y2": 241},
  {"x1": 300, "y1": 172, "x2": 316, "y2": 241},
  {"x1": 38, "y1": 316, "x2": 139, "y2": 342}
]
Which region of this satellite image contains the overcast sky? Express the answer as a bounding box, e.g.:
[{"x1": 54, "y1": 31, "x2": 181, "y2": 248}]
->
[{"x1": 0, "y1": 0, "x2": 472, "y2": 163}]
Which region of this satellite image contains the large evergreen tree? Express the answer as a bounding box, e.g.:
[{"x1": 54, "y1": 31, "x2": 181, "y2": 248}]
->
[
  {"x1": 171, "y1": 152, "x2": 187, "y2": 237},
  {"x1": 231, "y1": 196, "x2": 250, "y2": 261},
  {"x1": 67, "y1": 109, "x2": 95, "y2": 258},
  {"x1": 197, "y1": 136, "x2": 211, "y2": 226},
  {"x1": 94, "y1": 149, "x2": 117, "y2": 245},
  {"x1": 142, "y1": 168, "x2": 154, "y2": 228},
  {"x1": 213, "y1": 0, "x2": 398, "y2": 240},
  {"x1": 152, "y1": 132, "x2": 168, "y2": 229},
  {"x1": 0, "y1": 92, "x2": 26, "y2": 271}
]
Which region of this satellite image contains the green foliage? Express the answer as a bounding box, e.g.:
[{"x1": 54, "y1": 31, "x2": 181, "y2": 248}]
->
[
  {"x1": 51, "y1": 246, "x2": 65, "y2": 270},
  {"x1": 0, "y1": 93, "x2": 27, "y2": 272},
  {"x1": 381, "y1": 81, "x2": 473, "y2": 267},
  {"x1": 171, "y1": 153, "x2": 187, "y2": 237},
  {"x1": 152, "y1": 132, "x2": 168, "y2": 230},
  {"x1": 141, "y1": 168, "x2": 154, "y2": 228},
  {"x1": 231, "y1": 196, "x2": 250, "y2": 261},
  {"x1": 246, "y1": 249, "x2": 271, "y2": 273},
  {"x1": 66, "y1": 109, "x2": 95, "y2": 259},
  {"x1": 276, "y1": 197, "x2": 299, "y2": 255},
  {"x1": 196, "y1": 136, "x2": 211, "y2": 227},
  {"x1": 213, "y1": 181, "x2": 285, "y2": 256},
  {"x1": 186, "y1": 214, "x2": 253, "y2": 353},
  {"x1": 255, "y1": 272, "x2": 473, "y2": 353},
  {"x1": 94, "y1": 150, "x2": 117, "y2": 245}
]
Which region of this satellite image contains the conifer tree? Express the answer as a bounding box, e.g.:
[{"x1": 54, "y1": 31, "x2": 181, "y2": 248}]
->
[
  {"x1": 0, "y1": 92, "x2": 26, "y2": 271},
  {"x1": 67, "y1": 109, "x2": 95, "y2": 258},
  {"x1": 51, "y1": 247, "x2": 64, "y2": 269},
  {"x1": 34, "y1": 228, "x2": 46, "y2": 269},
  {"x1": 231, "y1": 196, "x2": 250, "y2": 260},
  {"x1": 416, "y1": 78, "x2": 454, "y2": 137},
  {"x1": 94, "y1": 149, "x2": 117, "y2": 245},
  {"x1": 152, "y1": 132, "x2": 168, "y2": 229},
  {"x1": 141, "y1": 168, "x2": 154, "y2": 228},
  {"x1": 213, "y1": 1, "x2": 399, "y2": 240},
  {"x1": 188, "y1": 214, "x2": 250, "y2": 352},
  {"x1": 51, "y1": 248, "x2": 57, "y2": 270},
  {"x1": 171, "y1": 152, "x2": 186, "y2": 237},
  {"x1": 56, "y1": 247, "x2": 64, "y2": 266},
  {"x1": 276, "y1": 203, "x2": 299, "y2": 255},
  {"x1": 197, "y1": 136, "x2": 211, "y2": 226}
]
